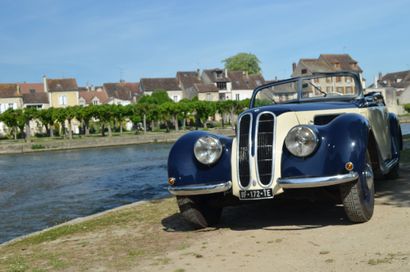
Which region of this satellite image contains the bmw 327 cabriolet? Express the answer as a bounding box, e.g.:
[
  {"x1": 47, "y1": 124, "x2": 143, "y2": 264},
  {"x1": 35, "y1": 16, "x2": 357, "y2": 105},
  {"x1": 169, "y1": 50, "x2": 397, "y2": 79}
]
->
[{"x1": 167, "y1": 71, "x2": 402, "y2": 227}]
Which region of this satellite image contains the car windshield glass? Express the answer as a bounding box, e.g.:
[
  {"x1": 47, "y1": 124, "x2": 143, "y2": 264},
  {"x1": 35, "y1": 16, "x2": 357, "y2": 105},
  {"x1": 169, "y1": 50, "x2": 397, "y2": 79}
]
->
[{"x1": 253, "y1": 74, "x2": 359, "y2": 106}]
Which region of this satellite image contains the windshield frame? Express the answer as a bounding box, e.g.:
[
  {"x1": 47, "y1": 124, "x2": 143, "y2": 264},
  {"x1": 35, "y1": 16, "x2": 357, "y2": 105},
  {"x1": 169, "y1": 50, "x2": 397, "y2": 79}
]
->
[{"x1": 250, "y1": 71, "x2": 363, "y2": 108}]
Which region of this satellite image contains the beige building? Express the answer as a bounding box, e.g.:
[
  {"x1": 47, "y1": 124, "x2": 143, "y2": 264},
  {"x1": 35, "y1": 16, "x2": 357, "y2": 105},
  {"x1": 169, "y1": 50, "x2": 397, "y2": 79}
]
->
[
  {"x1": 139, "y1": 78, "x2": 183, "y2": 102},
  {"x1": 44, "y1": 77, "x2": 79, "y2": 108},
  {"x1": 291, "y1": 54, "x2": 365, "y2": 93},
  {"x1": 0, "y1": 84, "x2": 23, "y2": 113},
  {"x1": 194, "y1": 83, "x2": 219, "y2": 101}
]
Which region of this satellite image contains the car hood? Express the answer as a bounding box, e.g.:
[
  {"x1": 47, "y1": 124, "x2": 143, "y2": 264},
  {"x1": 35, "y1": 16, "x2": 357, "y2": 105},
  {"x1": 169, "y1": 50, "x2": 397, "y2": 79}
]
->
[{"x1": 246, "y1": 101, "x2": 359, "y2": 116}]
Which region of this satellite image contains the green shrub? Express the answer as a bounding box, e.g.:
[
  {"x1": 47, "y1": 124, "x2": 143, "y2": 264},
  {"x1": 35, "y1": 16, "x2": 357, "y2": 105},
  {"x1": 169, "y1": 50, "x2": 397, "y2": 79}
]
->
[{"x1": 31, "y1": 144, "x2": 45, "y2": 150}]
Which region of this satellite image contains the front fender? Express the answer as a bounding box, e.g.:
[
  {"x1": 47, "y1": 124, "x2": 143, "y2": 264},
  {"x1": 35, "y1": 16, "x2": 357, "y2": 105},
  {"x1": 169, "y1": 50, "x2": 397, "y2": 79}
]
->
[
  {"x1": 281, "y1": 113, "x2": 370, "y2": 178},
  {"x1": 388, "y1": 112, "x2": 402, "y2": 155},
  {"x1": 167, "y1": 131, "x2": 232, "y2": 187}
]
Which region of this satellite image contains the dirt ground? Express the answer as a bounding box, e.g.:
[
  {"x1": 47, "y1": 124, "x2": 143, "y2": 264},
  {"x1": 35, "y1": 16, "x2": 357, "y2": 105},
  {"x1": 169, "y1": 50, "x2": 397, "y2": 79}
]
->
[
  {"x1": 1, "y1": 165, "x2": 409, "y2": 272},
  {"x1": 140, "y1": 165, "x2": 410, "y2": 272}
]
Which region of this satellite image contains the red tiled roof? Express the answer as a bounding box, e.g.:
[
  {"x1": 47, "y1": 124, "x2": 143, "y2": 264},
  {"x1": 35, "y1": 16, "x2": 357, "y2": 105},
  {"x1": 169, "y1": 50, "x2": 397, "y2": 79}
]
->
[
  {"x1": 18, "y1": 83, "x2": 44, "y2": 94},
  {"x1": 0, "y1": 84, "x2": 21, "y2": 98},
  {"x1": 79, "y1": 90, "x2": 109, "y2": 104},
  {"x1": 47, "y1": 78, "x2": 78, "y2": 92},
  {"x1": 140, "y1": 78, "x2": 180, "y2": 92},
  {"x1": 194, "y1": 83, "x2": 219, "y2": 93},
  {"x1": 22, "y1": 92, "x2": 49, "y2": 104}
]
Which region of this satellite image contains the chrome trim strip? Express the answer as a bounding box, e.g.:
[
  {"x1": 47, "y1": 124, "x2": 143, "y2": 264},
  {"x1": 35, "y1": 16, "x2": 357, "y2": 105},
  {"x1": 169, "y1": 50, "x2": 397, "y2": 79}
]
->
[
  {"x1": 237, "y1": 113, "x2": 253, "y2": 189},
  {"x1": 255, "y1": 111, "x2": 276, "y2": 188},
  {"x1": 168, "y1": 181, "x2": 232, "y2": 196},
  {"x1": 278, "y1": 172, "x2": 359, "y2": 189}
]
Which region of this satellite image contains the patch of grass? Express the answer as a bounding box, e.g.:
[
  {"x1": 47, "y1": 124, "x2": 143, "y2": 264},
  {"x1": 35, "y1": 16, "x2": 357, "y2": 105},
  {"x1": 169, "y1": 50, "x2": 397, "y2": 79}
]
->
[
  {"x1": 11, "y1": 199, "x2": 173, "y2": 246},
  {"x1": 31, "y1": 144, "x2": 45, "y2": 150},
  {"x1": 7, "y1": 256, "x2": 28, "y2": 272}
]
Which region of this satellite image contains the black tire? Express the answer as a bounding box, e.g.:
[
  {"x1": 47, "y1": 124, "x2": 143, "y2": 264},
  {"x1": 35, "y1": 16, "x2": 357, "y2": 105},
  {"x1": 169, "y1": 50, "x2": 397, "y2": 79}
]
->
[
  {"x1": 340, "y1": 151, "x2": 374, "y2": 223},
  {"x1": 176, "y1": 196, "x2": 222, "y2": 228}
]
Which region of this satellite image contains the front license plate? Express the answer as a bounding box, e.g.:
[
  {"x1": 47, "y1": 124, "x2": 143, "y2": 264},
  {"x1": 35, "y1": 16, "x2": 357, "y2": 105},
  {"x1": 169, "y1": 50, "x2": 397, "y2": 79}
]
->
[{"x1": 239, "y1": 189, "x2": 273, "y2": 200}]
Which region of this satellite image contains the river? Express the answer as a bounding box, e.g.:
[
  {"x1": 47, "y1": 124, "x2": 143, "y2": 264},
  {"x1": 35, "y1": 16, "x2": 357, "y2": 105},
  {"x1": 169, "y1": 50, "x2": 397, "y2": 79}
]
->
[{"x1": 0, "y1": 143, "x2": 172, "y2": 244}]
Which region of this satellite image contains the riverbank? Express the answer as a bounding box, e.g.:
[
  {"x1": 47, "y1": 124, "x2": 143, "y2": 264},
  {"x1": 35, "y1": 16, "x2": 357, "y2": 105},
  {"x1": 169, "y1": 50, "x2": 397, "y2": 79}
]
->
[
  {"x1": 1, "y1": 150, "x2": 409, "y2": 271},
  {"x1": 0, "y1": 128, "x2": 235, "y2": 155}
]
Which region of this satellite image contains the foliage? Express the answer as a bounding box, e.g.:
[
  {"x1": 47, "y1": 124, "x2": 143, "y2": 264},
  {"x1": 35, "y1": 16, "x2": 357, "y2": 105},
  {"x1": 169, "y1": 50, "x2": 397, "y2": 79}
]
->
[
  {"x1": 223, "y1": 52, "x2": 261, "y2": 75},
  {"x1": 404, "y1": 103, "x2": 410, "y2": 113}
]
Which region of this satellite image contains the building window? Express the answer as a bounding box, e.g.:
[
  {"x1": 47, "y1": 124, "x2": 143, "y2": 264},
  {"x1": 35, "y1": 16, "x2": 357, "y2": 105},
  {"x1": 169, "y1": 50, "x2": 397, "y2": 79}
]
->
[
  {"x1": 301, "y1": 69, "x2": 307, "y2": 74},
  {"x1": 235, "y1": 94, "x2": 240, "y2": 101},
  {"x1": 59, "y1": 95, "x2": 67, "y2": 105},
  {"x1": 8, "y1": 103, "x2": 14, "y2": 109},
  {"x1": 92, "y1": 100, "x2": 99, "y2": 105},
  {"x1": 173, "y1": 95, "x2": 178, "y2": 102},
  {"x1": 216, "y1": 82, "x2": 227, "y2": 90},
  {"x1": 219, "y1": 93, "x2": 226, "y2": 100},
  {"x1": 215, "y1": 71, "x2": 223, "y2": 79},
  {"x1": 346, "y1": 87, "x2": 352, "y2": 94},
  {"x1": 336, "y1": 77, "x2": 342, "y2": 82},
  {"x1": 206, "y1": 93, "x2": 211, "y2": 101}
]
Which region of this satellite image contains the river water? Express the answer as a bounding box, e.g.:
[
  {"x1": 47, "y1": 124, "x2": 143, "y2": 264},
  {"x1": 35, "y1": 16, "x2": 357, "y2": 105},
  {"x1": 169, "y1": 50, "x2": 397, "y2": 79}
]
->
[{"x1": 0, "y1": 143, "x2": 172, "y2": 244}]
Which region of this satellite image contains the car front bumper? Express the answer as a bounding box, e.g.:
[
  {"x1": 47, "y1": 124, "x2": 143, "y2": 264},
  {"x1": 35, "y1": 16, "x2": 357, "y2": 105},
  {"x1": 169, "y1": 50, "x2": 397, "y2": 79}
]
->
[
  {"x1": 277, "y1": 171, "x2": 359, "y2": 189},
  {"x1": 168, "y1": 181, "x2": 232, "y2": 196}
]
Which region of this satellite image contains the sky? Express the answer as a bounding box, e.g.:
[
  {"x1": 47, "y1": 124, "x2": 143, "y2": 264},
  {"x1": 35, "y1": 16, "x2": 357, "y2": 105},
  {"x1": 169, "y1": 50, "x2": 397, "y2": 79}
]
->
[{"x1": 0, "y1": 0, "x2": 409, "y2": 86}]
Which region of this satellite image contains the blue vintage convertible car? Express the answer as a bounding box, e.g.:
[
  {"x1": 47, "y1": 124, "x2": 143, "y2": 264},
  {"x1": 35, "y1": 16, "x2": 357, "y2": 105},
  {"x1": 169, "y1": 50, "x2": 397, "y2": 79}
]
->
[{"x1": 167, "y1": 72, "x2": 402, "y2": 227}]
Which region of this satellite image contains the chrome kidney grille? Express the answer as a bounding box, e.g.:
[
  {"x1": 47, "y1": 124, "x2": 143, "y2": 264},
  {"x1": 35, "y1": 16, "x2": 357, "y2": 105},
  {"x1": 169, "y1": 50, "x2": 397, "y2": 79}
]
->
[
  {"x1": 238, "y1": 114, "x2": 251, "y2": 187},
  {"x1": 238, "y1": 112, "x2": 275, "y2": 188}
]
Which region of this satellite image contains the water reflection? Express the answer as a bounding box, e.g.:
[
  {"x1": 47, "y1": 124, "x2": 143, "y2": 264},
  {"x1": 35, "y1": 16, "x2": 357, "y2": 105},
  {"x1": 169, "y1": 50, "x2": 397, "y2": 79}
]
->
[{"x1": 0, "y1": 143, "x2": 172, "y2": 244}]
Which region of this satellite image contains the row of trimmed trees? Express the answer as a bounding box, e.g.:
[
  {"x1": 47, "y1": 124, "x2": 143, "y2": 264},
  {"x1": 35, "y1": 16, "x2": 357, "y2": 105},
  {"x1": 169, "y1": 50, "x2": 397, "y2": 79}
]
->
[{"x1": 0, "y1": 91, "x2": 250, "y2": 142}]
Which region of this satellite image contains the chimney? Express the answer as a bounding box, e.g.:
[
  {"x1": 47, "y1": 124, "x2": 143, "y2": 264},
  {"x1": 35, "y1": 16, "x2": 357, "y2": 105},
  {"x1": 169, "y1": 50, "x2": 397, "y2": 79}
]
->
[
  {"x1": 292, "y1": 62, "x2": 297, "y2": 72},
  {"x1": 224, "y1": 69, "x2": 228, "y2": 78},
  {"x1": 196, "y1": 69, "x2": 201, "y2": 80},
  {"x1": 43, "y1": 75, "x2": 48, "y2": 92},
  {"x1": 374, "y1": 76, "x2": 378, "y2": 88},
  {"x1": 378, "y1": 72, "x2": 382, "y2": 80}
]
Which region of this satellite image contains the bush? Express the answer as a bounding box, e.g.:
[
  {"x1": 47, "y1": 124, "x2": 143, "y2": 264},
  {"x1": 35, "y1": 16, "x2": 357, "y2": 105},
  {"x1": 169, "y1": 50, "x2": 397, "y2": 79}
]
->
[
  {"x1": 31, "y1": 144, "x2": 45, "y2": 150},
  {"x1": 404, "y1": 104, "x2": 410, "y2": 113}
]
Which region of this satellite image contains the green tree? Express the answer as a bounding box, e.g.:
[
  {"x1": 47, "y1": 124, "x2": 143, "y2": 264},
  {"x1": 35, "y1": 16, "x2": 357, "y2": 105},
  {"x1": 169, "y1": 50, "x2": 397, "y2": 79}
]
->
[
  {"x1": 405, "y1": 104, "x2": 410, "y2": 113},
  {"x1": 21, "y1": 108, "x2": 38, "y2": 142},
  {"x1": 193, "y1": 101, "x2": 216, "y2": 129},
  {"x1": 223, "y1": 52, "x2": 261, "y2": 75},
  {"x1": 53, "y1": 108, "x2": 67, "y2": 138},
  {"x1": 0, "y1": 109, "x2": 19, "y2": 139},
  {"x1": 138, "y1": 90, "x2": 172, "y2": 105},
  {"x1": 65, "y1": 106, "x2": 77, "y2": 140},
  {"x1": 93, "y1": 104, "x2": 114, "y2": 137},
  {"x1": 37, "y1": 108, "x2": 55, "y2": 137}
]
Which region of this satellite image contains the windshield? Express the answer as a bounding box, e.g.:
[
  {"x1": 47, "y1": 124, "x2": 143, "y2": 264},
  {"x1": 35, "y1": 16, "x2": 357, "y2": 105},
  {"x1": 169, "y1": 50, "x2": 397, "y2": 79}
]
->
[{"x1": 253, "y1": 74, "x2": 361, "y2": 107}]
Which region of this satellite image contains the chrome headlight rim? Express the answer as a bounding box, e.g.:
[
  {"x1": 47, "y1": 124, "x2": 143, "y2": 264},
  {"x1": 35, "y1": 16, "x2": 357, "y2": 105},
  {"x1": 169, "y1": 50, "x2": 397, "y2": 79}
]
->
[
  {"x1": 285, "y1": 125, "x2": 319, "y2": 158},
  {"x1": 193, "y1": 136, "x2": 223, "y2": 165}
]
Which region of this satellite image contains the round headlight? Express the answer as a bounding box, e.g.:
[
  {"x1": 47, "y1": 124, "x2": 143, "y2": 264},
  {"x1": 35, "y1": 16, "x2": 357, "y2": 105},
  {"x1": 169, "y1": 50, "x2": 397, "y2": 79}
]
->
[
  {"x1": 285, "y1": 126, "x2": 318, "y2": 157},
  {"x1": 194, "y1": 136, "x2": 223, "y2": 165}
]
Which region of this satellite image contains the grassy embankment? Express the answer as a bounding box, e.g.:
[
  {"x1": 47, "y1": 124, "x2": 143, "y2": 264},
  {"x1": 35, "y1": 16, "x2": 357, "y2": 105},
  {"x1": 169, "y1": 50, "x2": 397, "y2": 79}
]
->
[
  {"x1": 0, "y1": 198, "x2": 192, "y2": 272},
  {"x1": 1, "y1": 137, "x2": 409, "y2": 271}
]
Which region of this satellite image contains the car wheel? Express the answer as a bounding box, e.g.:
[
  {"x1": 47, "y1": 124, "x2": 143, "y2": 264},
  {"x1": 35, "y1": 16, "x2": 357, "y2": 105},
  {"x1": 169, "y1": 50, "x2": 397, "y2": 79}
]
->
[
  {"x1": 340, "y1": 151, "x2": 374, "y2": 223},
  {"x1": 176, "y1": 196, "x2": 222, "y2": 228}
]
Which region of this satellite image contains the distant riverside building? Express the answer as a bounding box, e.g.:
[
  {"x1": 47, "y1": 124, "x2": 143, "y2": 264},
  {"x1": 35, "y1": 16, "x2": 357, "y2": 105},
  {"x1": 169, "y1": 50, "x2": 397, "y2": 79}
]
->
[
  {"x1": 176, "y1": 71, "x2": 202, "y2": 99},
  {"x1": 0, "y1": 84, "x2": 23, "y2": 113},
  {"x1": 375, "y1": 70, "x2": 410, "y2": 106},
  {"x1": 19, "y1": 83, "x2": 49, "y2": 109},
  {"x1": 139, "y1": 78, "x2": 182, "y2": 102},
  {"x1": 194, "y1": 83, "x2": 219, "y2": 101},
  {"x1": 291, "y1": 54, "x2": 365, "y2": 96},
  {"x1": 44, "y1": 77, "x2": 79, "y2": 108},
  {"x1": 103, "y1": 82, "x2": 140, "y2": 105},
  {"x1": 79, "y1": 88, "x2": 109, "y2": 106},
  {"x1": 200, "y1": 68, "x2": 265, "y2": 101}
]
